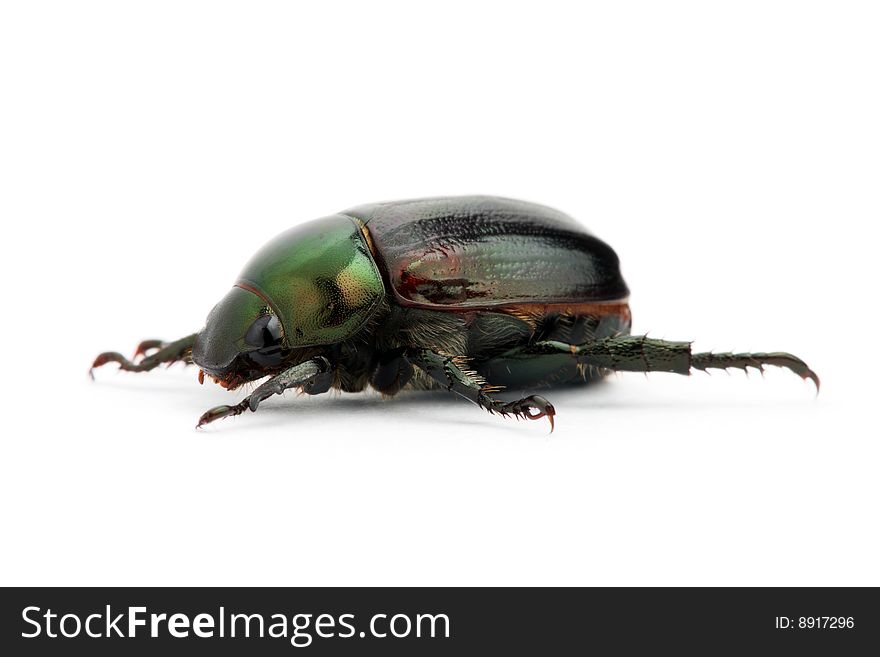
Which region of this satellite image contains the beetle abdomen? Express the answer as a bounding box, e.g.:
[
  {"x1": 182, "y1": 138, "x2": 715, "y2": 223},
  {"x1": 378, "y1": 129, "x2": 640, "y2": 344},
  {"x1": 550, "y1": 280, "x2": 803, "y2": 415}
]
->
[{"x1": 343, "y1": 196, "x2": 629, "y2": 311}]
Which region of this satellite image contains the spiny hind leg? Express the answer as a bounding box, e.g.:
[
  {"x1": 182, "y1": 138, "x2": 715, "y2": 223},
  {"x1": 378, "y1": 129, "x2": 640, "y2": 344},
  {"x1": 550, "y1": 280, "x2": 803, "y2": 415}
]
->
[
  {"x1": 90, "y1": 333, "x2": 198, "y2": 378},
  {"x1": 690, "y1": 351, "x2": 819, "y2": 389},
  {"x1": 405, "y1": 348, "x2": 556, "y2": 430},
  {"x1": 526, "y1": 336, "x2": 820, "y2": 389}
]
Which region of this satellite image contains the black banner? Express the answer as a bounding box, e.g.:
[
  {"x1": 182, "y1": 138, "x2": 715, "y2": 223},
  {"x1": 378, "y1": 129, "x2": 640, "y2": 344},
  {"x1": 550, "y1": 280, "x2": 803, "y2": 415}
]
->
[{"x1": 1, "y1": 587, "x2": 876, "y2": 655}]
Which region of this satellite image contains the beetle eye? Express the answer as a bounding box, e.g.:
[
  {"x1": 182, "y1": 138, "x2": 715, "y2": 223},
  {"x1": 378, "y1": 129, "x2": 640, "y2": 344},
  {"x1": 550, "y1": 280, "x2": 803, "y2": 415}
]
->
[{"x1": 244, "y1": 314, "x2": 283, "y2": 349}]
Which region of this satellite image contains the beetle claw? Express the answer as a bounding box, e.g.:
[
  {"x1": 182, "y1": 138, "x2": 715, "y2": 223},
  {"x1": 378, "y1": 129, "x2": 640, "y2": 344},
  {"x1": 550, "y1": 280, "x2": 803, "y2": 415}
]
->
[
  {"x1": 196, "y1": 403, "x2": 244, "y2": 428},
  {"x1": 133, "y1": 339, "x2": 165, "y2": 360},
  {"x1": 89, "y1": 351, "x2": 128, "y2": 377},
  {"x1": 90, "y1": 335, "x2": 196, "y2": 380},
  {"x1": 495, "y1": 395, "x2": 556, "y2": 432}
]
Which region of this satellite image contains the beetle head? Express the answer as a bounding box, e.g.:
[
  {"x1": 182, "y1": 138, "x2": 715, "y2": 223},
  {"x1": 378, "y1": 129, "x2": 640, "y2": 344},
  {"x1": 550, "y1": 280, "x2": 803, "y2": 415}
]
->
[
  {"x1": 191, "y1": 286, "x2": 288, "y2": 389},
  {"x1": 191, "y1": 214, "x2": 385, "y2": 389}
]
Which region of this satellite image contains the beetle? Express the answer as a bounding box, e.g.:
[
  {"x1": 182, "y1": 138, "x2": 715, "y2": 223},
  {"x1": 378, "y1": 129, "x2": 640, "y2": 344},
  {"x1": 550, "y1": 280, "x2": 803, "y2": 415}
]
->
[{"x1": 90, "y1": 196, "x2": 818, "y2": 429}]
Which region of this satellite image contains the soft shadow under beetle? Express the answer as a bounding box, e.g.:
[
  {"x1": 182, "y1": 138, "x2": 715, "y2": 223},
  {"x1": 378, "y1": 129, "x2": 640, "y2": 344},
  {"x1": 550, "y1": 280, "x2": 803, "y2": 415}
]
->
[{"x1": 91, "y1": 196, "x2": 818, "y2": 429}]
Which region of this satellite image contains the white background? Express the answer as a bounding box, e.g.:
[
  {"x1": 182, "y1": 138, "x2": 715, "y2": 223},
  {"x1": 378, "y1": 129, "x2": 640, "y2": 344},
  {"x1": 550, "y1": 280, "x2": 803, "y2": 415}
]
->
[{"x1": 1, "y1": 1, "x2": 877, "y2": 586}]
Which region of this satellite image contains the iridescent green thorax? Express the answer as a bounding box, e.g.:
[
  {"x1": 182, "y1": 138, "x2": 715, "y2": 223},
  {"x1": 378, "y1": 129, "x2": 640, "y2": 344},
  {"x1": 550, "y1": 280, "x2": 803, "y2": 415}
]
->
[{"x1": 235, "y1": 215, "x2": 385, "y2": 347}]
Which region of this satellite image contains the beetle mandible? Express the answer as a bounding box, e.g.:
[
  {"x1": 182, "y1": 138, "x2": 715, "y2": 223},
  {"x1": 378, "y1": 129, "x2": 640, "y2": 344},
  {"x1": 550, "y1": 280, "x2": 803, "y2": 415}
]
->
[{"x1": 90, "y1": 196, "x2": 818, "y2": 429}]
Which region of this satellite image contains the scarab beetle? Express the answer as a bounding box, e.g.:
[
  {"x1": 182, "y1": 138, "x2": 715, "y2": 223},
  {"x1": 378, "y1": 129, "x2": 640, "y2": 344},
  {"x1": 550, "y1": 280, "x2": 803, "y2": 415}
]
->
[{"x1": 91, "y1": 196, "x2": 818, "y2": 429}]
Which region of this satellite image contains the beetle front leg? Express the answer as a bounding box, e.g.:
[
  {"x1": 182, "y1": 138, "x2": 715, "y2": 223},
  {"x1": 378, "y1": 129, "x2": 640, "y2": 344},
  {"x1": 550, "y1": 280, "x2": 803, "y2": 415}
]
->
[
  {"x1": 90, "y1": 333, "x2": 198, "y2": 379},
  {"x1": 196, "y1": 357, "x2": 333, "y2": 428},
  {"x1": 529, "y1": 336, "x2": 820, "y2": 390},
  {"x1": 406, "y1": 348, "x2": 556, "y2": 430}
]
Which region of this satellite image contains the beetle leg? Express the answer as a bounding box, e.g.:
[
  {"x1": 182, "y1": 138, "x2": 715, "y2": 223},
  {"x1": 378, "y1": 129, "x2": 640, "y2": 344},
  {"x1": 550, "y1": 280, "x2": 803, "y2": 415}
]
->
[
  {"x1": 133, "y1": 339, "x2": 166, "y2": 359},
  {"x1": 90, "y1": 333, "x2": 197, "y2": 379},
  {"x1": 406, "y1": 348, "x2": 556, "y2": 430},
  {"x1": 371, "y1": 349, "x2": 415, "y2": 396},
  {"x1": 528, "y1": 336, "x2": 820, "y2": 390},
  {"x1": 196, "y1": 357, "x2": 333, "y2": 428},
  {"x1": 690, "y1": 351, "x2": 820, "y2": 390}
]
